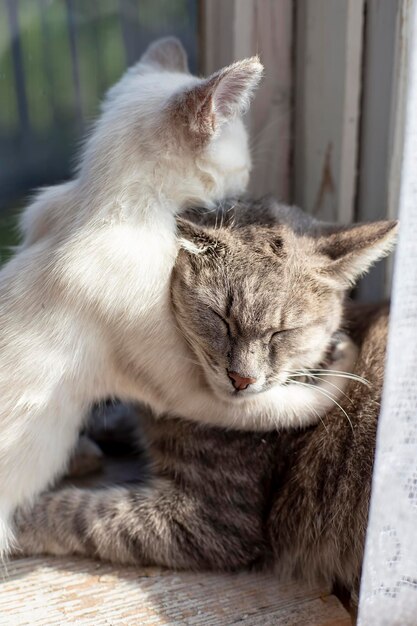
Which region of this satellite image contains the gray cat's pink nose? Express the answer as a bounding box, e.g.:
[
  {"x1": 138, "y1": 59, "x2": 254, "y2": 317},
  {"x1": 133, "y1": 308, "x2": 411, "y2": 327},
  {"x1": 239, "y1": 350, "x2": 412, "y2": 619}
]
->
[{"x1": 228, "y1": 371, "x2": 257, "y2": 391}]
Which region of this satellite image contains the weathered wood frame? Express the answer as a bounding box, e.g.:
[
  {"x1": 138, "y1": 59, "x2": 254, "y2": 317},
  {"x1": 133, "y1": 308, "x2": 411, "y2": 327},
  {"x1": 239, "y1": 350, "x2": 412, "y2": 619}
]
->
[
  {"x1": 201, "y1": 0, "x2": 409, "y2": 299},
  {"x1": 200, "y1": 0, "x2": 293, "y2": 203},
  {"x1": 293, "y1": 0, "x2": 365, "y2": 224}
]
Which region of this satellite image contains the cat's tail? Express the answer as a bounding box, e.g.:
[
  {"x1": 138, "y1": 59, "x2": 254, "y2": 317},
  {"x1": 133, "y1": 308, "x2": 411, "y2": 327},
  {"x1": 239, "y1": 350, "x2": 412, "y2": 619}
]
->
[{"x1": 13, "y1": 481, "x2": 263, "y2": 571}]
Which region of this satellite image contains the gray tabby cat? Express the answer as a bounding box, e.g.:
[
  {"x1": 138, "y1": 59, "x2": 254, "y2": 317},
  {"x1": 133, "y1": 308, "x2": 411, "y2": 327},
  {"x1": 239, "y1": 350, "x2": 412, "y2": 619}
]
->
[{"x1": 14, "y1": 198, "x2": 397, "y2": 603}]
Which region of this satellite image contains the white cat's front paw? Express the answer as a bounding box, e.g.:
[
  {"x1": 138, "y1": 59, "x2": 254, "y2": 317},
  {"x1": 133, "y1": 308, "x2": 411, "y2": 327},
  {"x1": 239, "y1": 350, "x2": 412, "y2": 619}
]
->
[
  {"x1": 326, "y1": 331, "x2": 359, "y2": 378},
  {"x1": 314, "y1": 332, "x2": 361, "y2": 400}
]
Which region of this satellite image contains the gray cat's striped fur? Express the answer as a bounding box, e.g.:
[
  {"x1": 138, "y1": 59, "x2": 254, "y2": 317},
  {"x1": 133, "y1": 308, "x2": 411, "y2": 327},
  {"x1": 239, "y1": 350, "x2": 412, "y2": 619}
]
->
[{"x1": 14, "y1": 199, "x2": 396, "y2": 599}]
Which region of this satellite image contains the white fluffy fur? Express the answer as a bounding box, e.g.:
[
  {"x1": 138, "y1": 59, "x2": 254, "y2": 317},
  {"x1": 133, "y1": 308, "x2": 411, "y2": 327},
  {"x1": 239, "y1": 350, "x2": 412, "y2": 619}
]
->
[{"x1": 0, "y1": 39, "x2": 355, "y2": 554}]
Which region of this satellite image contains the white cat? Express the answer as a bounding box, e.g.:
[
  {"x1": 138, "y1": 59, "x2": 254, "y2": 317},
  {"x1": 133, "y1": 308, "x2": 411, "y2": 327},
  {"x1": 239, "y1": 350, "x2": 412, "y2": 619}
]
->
[{"x1": 1, "y1": 38, "x2": 354, "y2": 555}]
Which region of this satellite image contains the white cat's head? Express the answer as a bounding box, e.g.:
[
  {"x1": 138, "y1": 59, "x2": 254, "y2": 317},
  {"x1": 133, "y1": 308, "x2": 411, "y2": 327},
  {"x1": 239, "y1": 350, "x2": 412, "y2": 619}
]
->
[{"x1": 81, "y1": 38, "x2": 263, "y2": 209}]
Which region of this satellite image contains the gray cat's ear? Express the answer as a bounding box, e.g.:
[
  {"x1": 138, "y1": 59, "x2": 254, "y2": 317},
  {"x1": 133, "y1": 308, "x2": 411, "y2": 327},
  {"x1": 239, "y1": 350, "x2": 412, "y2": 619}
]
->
[
  {"x1": 140, "y1": 37, "x2": 189, "y2": 73},
  {"x1": 177, "y1": 218, "x2": 219, "y2": 256},
  {"x1": 172, "y1": 57, "x2": 263, "y2": 142},
  {"x1": 317, "y1": 220, "x2": 399, "y2": 287}
]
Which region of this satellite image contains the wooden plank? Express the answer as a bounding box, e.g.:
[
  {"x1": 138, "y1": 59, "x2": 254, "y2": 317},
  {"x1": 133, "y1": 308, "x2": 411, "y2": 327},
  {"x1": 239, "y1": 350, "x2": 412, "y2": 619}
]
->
[
  {"x1": 356, "y1": 0, "x2": 399, "y2": 225},
  {"x1": 356, "y1": 0, "x2": 402, "y2": 301},
  {"x1": 387, "y1": 0, "x2": 413, "y2": 223},
  {"x1": 384, "y1": 0, "x2": 415, "y2": 297},
  {"x1": 200, "y1": 0, "x2": 235, "y2": 71},
  {"x1": 294, "y1": 0, "x2": 364, "y2": 222},
  {"x1": 201, "y1": 0, "x2": 293, "y2": 202},
  {"x1": 355, "y1": 0, "x2": 411, "y2": 300},
  {"x1": 2, "y1": 557, "x2": 351, "y2": 625}
]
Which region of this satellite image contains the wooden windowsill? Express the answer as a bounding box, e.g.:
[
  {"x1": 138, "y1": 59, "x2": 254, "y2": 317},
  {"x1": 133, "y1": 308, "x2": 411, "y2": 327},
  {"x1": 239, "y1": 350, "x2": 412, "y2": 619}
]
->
[{"x1": 3, "y1": 556, "x2": 350, "y2": 625}]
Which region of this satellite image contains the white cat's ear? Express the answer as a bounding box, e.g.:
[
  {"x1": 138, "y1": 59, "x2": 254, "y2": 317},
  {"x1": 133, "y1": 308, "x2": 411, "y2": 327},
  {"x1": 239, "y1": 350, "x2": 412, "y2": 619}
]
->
[
  {"x1": 140, "y1": 37, "x2": 189, "y2": 73},
  {"x1": 172, "y1": 57, "x2": 263, "y2": 142},
  {"x1": 203, "y1": 57, "x2": 263, "y2": 120},
  {"x1": 317, "y1": 220, "x2": 399, "y2": 287}
]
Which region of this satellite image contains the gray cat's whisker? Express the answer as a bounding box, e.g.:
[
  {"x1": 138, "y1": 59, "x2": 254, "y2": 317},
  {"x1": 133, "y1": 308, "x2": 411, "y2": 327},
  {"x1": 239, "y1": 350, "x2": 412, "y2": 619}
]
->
[
  {"x1": 291, "y1": 380, "x2": 354, "y2": 433},
  {"x1": 292, "y1": 368, "x2": 367, "y2": 382},
  {"x1": 289, "y1": 370, "x2": 370, "y2": 387},
  {"x1": 296, "y1": 373, "x2": 354, "y2": 406},
  {"x1": 307, "y1": 370, "x2": 370, "y2": 385},
  {"x1": 287, "y1": 370, "x2": 359, "y2": 400},
  {"x1": 302, "y1": 397, "x2": 329, "y2": 433}
]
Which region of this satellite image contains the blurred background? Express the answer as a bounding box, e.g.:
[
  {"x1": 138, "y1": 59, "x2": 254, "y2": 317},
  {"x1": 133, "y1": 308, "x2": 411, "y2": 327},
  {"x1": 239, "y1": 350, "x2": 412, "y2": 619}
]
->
[
  {"x1": 0, "y1": 0, "x2": 198, "y2": 252},
  {"x1": 0, "y1": 0, "x2": 412, "y2": 299}
]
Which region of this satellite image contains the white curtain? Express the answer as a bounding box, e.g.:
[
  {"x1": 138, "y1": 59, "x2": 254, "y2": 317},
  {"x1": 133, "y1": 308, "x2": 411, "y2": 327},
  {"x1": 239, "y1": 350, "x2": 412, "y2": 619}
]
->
[{"x1": 358, "y1": 2, "x2": 417, "y2": 624}]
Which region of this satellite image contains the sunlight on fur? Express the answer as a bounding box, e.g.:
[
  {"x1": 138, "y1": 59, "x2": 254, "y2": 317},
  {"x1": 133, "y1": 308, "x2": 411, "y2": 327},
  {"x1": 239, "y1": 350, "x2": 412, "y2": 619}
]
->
[{"x1": 0, "y1": 38, "x2": 398, "y2": 559}]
